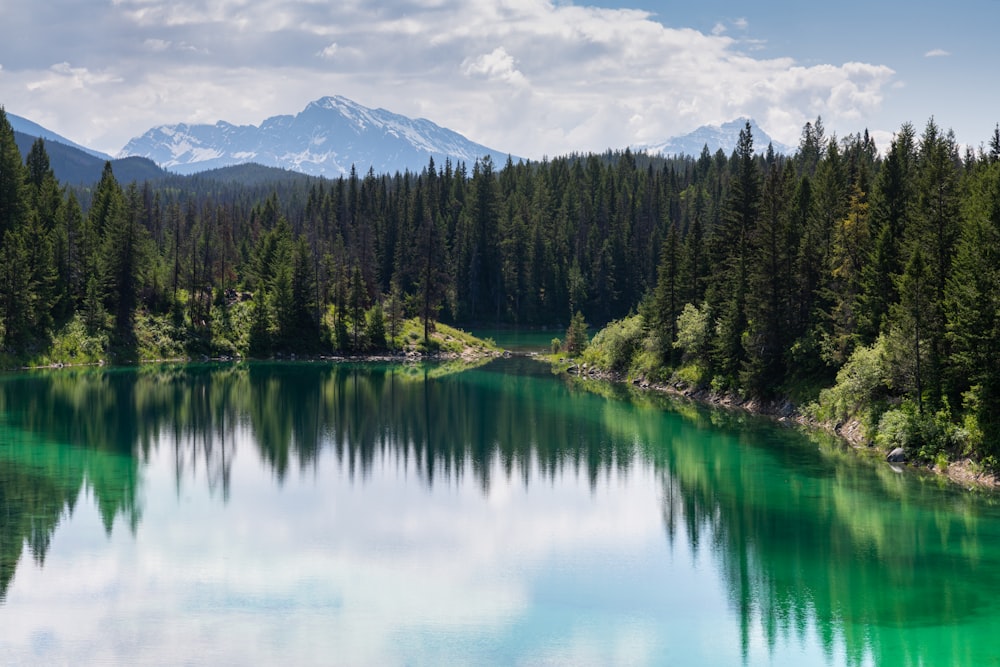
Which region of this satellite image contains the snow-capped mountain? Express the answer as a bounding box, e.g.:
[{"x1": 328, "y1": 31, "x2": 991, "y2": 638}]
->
[
  {"x1": 119, "y1": 96, "x2": 517, "y2": 176},
  {"x1": 636, "y1": 118, "x2": 793, "y2": 158}
]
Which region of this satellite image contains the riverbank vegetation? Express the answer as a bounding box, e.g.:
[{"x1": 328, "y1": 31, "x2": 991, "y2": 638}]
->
[{"x1": 567, "y1": 119, "x2": 1000, "y2": 472}]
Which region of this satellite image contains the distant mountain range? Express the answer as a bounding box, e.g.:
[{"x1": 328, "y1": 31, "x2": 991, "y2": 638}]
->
[
  {"x1": 10, "y1": 130, "x2": 166, "y2": 187},
  {"x1": 635, "y1": 118, "x2": 793, "y2": 157},
  {"x1": 7, "y1": 99, "x2": 795, "y2": 187},
  {"x1": 118, "y1": 96, "x2": 517, "y2": 177},
  {"x1": 8, "y1": 112, "x2": 112, "y2": 161}
]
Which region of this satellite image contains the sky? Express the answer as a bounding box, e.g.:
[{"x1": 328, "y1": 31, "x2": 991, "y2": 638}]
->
[{"x1": 1, "y1": 0, "x2": 998, "y2": 160}]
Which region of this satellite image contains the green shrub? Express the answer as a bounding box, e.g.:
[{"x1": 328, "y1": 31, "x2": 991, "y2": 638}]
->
[
  {"x1": 584, "y1": 315, "x2": 644, "y2": 372},
  {"x1": 812, "y1": 335, "x2": 891, "y2": 426},
  {"x1": 674, "y1": 303, "x2": 710, "y2": 362},
  {"x1": 874, "y1": 400, "x2": 971, "y2": 461},
  {"x1": 45, "y1": 315, "x2": 109, "y2": 365}
]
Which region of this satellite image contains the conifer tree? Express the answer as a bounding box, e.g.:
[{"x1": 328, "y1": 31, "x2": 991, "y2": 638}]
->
[
  {"x1": 827, "y1": 182, "x2": 871, "y2": 363},
  {"x1": 650, "y1": 221, "x2": 680, "y2": 366},
  {"x1": 947, "y1": 163, "x2": 1000, "y2": 452},
  {"x1": 743, "y1": 159, "x2": 792, "y2": 394},
  {"x1": 0, "y1": 108, "x2": 27, "y2": 241},
  {"x1": 103, "y1": 182, "x2": 147, "y2": 339},
  {"x1": 709, "y1": 121, "x2": 760, "y2": 383}
]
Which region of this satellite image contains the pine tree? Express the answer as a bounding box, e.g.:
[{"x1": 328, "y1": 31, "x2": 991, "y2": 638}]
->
[
  {"x1": 889, "y1": 248, "x2": 932, "y2": 413},
  {"x1": 827, "y1": 182, "x2": 870, "y2": 363},
  {"x1": 680, "y1": 186, "x2": 707, "y2": 306},
  {"x1": 102, "y1": 182, "x2": 147, "y2": 339},
  {"x1": 289, "y1": 235, "x2": 317, "y2": 348},
  {"x1": 0, "y1": 108, "x2": 27, "y2": 241},
  {"x1": 857, "y1": 125, "x2": 915, "y2": 343},
  {"x1": 908, "y1": 118, "x2": 961, "y2": 406},
  {"x1": 743, "y1": 159, "x2": 792, "y2": 394},
  {"x1": 709, "y1": 121, "x2": 761, "y2": 384},
  {"x1": 947, "y1": 163, "x2": 1000, "y2": 453},
  {"x1": 650, "y1": 221, "x2": 680, "y2": 366},
  {"x1": 385, "y1": 277, "x2": 404, "y2": 351}
]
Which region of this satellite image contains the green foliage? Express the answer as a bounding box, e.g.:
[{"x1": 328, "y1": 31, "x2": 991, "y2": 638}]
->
[
  {"x1": 873, "y1": 401, "x2": 970, "y2": 461},
  {"x1": 582, "y1": 314, "x2": 644, "y2": 373},
  {"x1": 673, "y1": 302, "x2": 710, "y2": 363},
  {"x1": 42, "y1": 315, "x2": 109, "y2": 365},
  {"x1": 812, "y1": 336, "x2": 891, "y2": 427}
]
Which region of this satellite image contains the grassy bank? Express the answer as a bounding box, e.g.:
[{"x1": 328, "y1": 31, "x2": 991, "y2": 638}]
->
[{"x1": 3, "y1": 305, "x2": 501, "y2": 370}]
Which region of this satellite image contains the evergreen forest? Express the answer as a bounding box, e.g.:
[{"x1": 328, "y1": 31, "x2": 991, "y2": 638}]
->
[{"x1": 2, "y1": 107, "x2": 1000, "y2": 465}]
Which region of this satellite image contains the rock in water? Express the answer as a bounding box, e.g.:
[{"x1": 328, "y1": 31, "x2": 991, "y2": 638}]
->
[{"x1": 886, "y1": 447, "x2": 906, "y2": 463}]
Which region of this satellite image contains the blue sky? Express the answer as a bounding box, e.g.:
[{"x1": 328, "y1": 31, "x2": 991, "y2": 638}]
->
[{"x1": 1, "y1": 0, "x2": 997, "y2": 159}]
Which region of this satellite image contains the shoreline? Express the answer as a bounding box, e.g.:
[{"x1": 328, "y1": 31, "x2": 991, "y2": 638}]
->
[
  {"x1": 9, "y1": 347, "x2": 505, "y2": 373},
  {"x1": 561, "y1": 361, "x2": 1000, "y2": 492}
]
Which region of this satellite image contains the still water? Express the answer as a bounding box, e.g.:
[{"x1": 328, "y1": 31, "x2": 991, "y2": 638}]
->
[{"x1": 1, "y1": 358, "x2": 999, "y2": 665}]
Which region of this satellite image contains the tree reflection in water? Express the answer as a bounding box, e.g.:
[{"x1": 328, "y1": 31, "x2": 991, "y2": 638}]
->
[{"x1": 0, "y1": 360, "x2": 999, "y2": 666}]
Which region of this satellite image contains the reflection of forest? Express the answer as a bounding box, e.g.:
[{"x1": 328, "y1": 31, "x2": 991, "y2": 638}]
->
[
  {"x1": 576, "y1": 378, "x2": 1000, "y2": 667},
  {"x1": 1, "y1": 358, "x2": 636, "y2": 599},
  {"x1": 1, "y1": 361, "x2": 999, "y2": 666}
]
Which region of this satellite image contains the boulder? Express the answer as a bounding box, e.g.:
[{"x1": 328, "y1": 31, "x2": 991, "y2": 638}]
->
[{"x1": 886, "y1": 447, "x2": 906, "y2": 463}]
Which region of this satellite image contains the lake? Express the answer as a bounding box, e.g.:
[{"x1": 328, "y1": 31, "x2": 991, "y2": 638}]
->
[{"x1": 1, "y1": 357, "x2": 999, "y2": 665}]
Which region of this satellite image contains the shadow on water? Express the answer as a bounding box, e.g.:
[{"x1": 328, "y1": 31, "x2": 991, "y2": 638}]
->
[{"x1": 1, "y1": 359, "x2": 999, "y2": 665}]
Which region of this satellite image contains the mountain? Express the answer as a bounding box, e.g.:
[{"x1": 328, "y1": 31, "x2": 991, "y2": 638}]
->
[
  {"x1": 120, "y1": 96, "x2": 518, "y2": 177},
  {"x1": 13, "y1": 131, "x2": 167, "y2": 186},
  {"x1": 636, "y1": 118, "x2": 794, "y2": 158},
  {"x1": 8, "y1": 112, "x2": 111, "y2": 160},
  {"x1": 7, "y1": 111, "x2": 166, "y2": 185}
]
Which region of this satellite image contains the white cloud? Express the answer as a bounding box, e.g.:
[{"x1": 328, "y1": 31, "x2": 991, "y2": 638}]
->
[
  {"x1": 317, "y1": 42, "x2": 338, "y2": 60},
  {"x1": 25, "y1": 62, "x2": 123, "y2": 93},
  {"x1": 461, "y1": 47, "x2": 528, "y2": 87},
  {"x1": 0, "y1": 0, "x2": 899, "y2": 158},
  {"x1": 925, "y1": 48, "x2": 950, "y2": 57}
]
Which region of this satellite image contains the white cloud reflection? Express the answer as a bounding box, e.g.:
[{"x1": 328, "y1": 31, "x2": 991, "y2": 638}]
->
[{"x1": 0, "y1": 424, "x2": 682, "y2": 665}]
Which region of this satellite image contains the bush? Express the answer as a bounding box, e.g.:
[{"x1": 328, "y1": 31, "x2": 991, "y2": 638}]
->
[
  {"x1": 674, "y1": 303, "x2": 709, "y2": 362},
  {"x1": 583, "y1": 315, "x2": 644, "y2": 372},
  {"x1": 45, "y1": 315, "x2": 109, "y2": 365},
  {"x1": 812, "y1": 335, "x2": 891, "y2": 426},
  {"x1": 874, "y1": 401, "x2": 971, "y2": 461}
]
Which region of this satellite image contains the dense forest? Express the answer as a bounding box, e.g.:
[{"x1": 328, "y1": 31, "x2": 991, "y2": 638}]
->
[{"x1": 2, "y1": 107, "x2": 1000, "y2": 464}]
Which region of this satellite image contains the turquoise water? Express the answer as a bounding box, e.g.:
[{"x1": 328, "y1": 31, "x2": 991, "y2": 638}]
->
[{"x1": 1, "y1": 359, "x2": 999, "y2": 665}]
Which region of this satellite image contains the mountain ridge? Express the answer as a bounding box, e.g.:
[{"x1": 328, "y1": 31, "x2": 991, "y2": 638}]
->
[
  {"x1": 636, "y1": 117, "x2": 794, "y2": 157},
  {"x1": 8, "y1": 111, "x2": 112, "y2": 161},
  {"x1": 119, "y1": 95, "x2": 518, "y2": 177}
]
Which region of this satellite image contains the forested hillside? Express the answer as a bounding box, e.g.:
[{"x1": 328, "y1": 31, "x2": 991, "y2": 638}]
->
[
  {"x1": 3, "y1": 106, "x2": 1000, "y2": 464},
  {"x1": 579, "y1": 118, "x2": 1000, "y2": 468}
]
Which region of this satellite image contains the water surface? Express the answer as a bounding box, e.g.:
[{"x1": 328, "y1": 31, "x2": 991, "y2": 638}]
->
[{"x1": 1, "y1": 359, "x2": 999, "y2": 665}]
